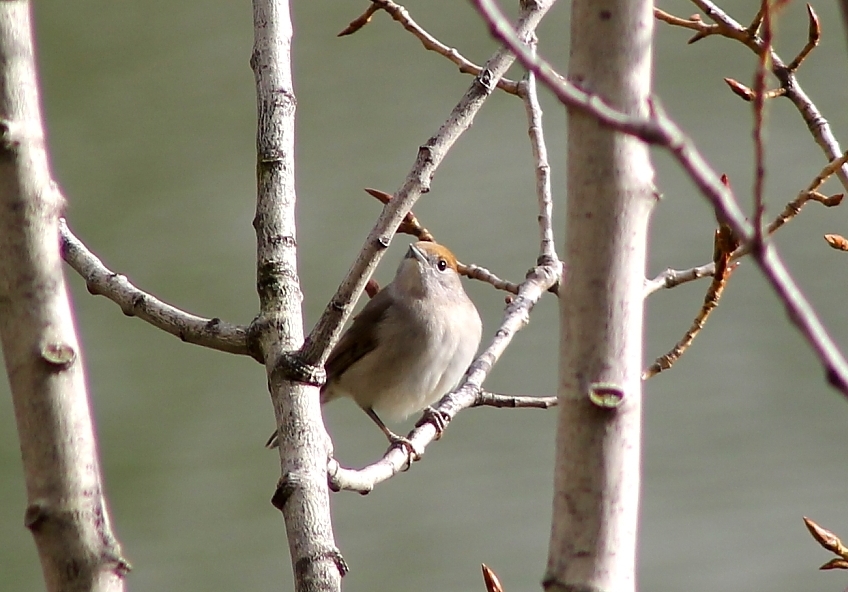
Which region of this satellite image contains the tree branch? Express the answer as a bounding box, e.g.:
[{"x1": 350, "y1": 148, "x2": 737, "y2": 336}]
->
[
  {"x1": 59, "y1": 220, "x2": 253, "y2": 359},
  {"x1": 473, "y1": 390, "x2": 558, "y2": 409},
  {"x1": 519, "y1": 37, "x2": 558, "y2": 266},
  {"x1": 339, "y1": 0, "x2": 522, "y2": 95},
  {"x1": 644, "y1": 150, "x2": 847, "y2": 298}
]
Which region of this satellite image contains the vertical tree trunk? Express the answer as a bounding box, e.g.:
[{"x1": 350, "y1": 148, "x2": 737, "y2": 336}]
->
[
  {"x1": 250, "y1": 2, "x2": 341, "y2": 591},
  {"x1": 0, "y1": 2, "x2": 127, "y2": 591},
  {"x1": 547, "y1": 0, "x2": 655, "y2": 588}
]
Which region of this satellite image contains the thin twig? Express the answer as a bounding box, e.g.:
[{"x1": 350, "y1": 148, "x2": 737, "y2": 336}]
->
[
  {"x1": 723, "y1": 77, "x2": 785, "y2": 101},
  {"x1": 643, "y1": 223, "x2": 739, "y2": 379},
  {"x1": 337, "y1": 3, "x2": 379, "y2": 36},
  {"x1": 363, "y1": 188, "x2": 435, "y2": 242},
  {"x1": 473, "y1": 390, "x2": 558, "y2": 409},
  {"x1": 751, "y1": 0, "x2": 772, "y2": 244},
  {"x1": 768, "y1": 191, "x2": 844, "y2": 238},
  {"x1": 59, "y1": 219, "x2": 253, "y2": 359},
  {"x1": 754, "y1": 150, "x2": 847, "y2": 240},
  {"x1": 462, "y1": 263, "x2": 521, "y2": 294},
  {"x1": 520, "y1": 37, "x2": 558, "y2": 265},
  {"x1": 644, "y1": 261, "x2": 717, "y2": 296},
  {"x1": 340, "y1": 0, "x2": 521, "y2": 95},
  {"x1": 787, "y1": 4, "x2": 821, "y2": 72}
]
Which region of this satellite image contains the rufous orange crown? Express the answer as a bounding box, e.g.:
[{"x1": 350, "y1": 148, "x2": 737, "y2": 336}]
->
[{"x1": 415, "y1": 241, "x2": 459, "y2": 271}]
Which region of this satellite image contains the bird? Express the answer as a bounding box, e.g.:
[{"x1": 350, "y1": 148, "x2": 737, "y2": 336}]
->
[{"x1": 267, "y1": 241, "x2": 482, "y2": 450}]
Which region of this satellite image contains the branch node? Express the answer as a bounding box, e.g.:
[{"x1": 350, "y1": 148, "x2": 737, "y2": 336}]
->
[
  {"x1": 39, "y1": 340, "x2": 76, "y2": 369},
  {"x1": 273, "y1": 351, "x2": 326, "y2": 387},
  {"x1": 587, "y1": 383, "x2": 625, "y2": 409},
  {"x1": 271, "y1": 472, "x2": 303, "y2": 511}
]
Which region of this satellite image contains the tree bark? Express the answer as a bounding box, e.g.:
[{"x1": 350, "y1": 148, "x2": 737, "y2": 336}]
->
[
  {"x1": 250, "y1": 2, "x2": 342, "y2": 591},
  {"x1": 0, "y1": 2, "x2": 127, "y2": 591},
  {"x1": 547, "y1": 0, "x2": 655, "y2": 588}
]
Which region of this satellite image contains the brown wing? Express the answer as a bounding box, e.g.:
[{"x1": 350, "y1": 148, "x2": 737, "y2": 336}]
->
[
  {"x1": 324, "y1": 287, "x2": 393, "y2": 383},
  {"x1": 268, "y1": 288, "x2": 393, "y2": 448}
]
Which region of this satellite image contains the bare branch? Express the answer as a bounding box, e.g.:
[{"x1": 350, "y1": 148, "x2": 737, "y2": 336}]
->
[
  {"x1": 787, "y1": 4, "x2": 821, "y2": 72},
  {"x1": 363, "y1": 188, "x2": 435, "y2": 242},
  {"x1": 59, "y1": 220, "x2": 253, "y2": 360},
  {"x1": 646, "y1": 150, "x2": 847, "y2": 297},
  {"x1": 747, "y1": 150, "x2": 847, "y2": 243},
  {"x1": 462, "y1": 262, "x2": 521, "y2": 294},
  {"x1": 751, "y1": 0, "x2": 773, "y2": 244},
  {"x1": 520, "y1": 38, "x2": 558, "y2": 265},
  {"x1": 723, "y1": 77, "x2": 785, "y2": 101},
  {"x1": 340, "y1": 0, "x2": 521, "y2": 95},
  {"x1": 653, "y1": 8, "x2": 756, "y2": 47},
  {"x1": 337, "y1": 3, "x2": 379, "y2": 36},
  {"x1": 644, "y1": 224, "x2": 739, "y2": 379},
  {"x1": 473, "y1": 390, "x2": 558, "y2": 409},
  {"x1": 644, "y1": 262, "x2": 716, "y2": 295},
  {"x1": 251, "y1": 1, "x2": 342, "y2": 588}
]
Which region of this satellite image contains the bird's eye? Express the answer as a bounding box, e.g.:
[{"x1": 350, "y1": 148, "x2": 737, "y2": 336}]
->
[{"x1": 437, "y1": 258, "x2": 448, "y2": 271}]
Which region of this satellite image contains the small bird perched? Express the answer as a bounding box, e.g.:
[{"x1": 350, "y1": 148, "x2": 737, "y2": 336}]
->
[{"x1": 267, "y1": 241, "x2": 482, "y2": 449}]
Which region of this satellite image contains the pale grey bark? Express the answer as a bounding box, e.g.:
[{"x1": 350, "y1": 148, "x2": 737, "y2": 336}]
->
[
  {"x1": 0, "y1": 2, "x2": 128, "y2": 591},
  {"x1": 249, "y1": 2, "x2": 342, "y2": 591},
  {"x1": 547, "y1": 0, "x2": 655, "y2": 588}
]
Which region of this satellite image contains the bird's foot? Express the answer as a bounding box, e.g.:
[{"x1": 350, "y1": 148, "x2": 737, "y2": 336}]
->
[
  {"x1": 416, "y1": 406, "x2": 451, "y2": 439},
  {"x1": 384, "y1": 430, "x2": 422, "y2": 464}
]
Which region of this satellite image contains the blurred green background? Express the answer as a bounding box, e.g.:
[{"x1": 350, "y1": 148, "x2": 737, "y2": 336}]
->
[{"x1": 2, "y1": 0, "x2": 848, "y2": 590}]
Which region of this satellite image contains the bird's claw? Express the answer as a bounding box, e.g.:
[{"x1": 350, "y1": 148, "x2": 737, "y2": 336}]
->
[
  {"x1": 385, "y1": 432, "x2": 422, "y2": 465},
  {"x1": 417, "y1": 406, "x2": 450, "y2": 439}
]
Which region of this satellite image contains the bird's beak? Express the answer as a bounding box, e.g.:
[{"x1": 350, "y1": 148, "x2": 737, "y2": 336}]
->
[{"x1": 406, "y1": 243, "x2": 426, "y2": 263}]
